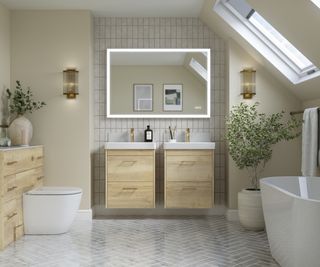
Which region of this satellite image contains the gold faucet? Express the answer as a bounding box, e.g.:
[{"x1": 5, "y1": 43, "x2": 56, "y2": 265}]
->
[
  {"x1": 185, "y1": 128, "x2": 190, "y2": 142},
  {"x1": 130, "y1": 128, "x2": 135, "y2": 142}
]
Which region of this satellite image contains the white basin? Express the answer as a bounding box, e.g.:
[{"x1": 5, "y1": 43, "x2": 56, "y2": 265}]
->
[
  {"x1": 163, "y1": 142, "x2": 215, "y2": 150},
  {"x1": 105, "y1": 142, "x2": 156, "y2": 150}
]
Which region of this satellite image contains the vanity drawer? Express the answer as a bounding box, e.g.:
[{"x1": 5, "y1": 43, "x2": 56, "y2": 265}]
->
[
  {"x1": 2, "y1": 147, "x2": 44, "y2": 176},
  {"x1": 16, "y1": 167, "x2": 44, "y2": 193},
  {"x1": 166, "y1": 154, "x2": 213, "y2": 182},
  {"x1": 166, "y1": 181, "x2": 212, "y2": 208},
  {"x1": 107, "y1": 182, "x2": 154, "y2": 208},
  {"x1": 2, "y1": 198, "x2": 20, "y2": 247},
  {"x1": 2, "y1": 175, "x2": 19, "y2": 202},
  {"x1": 107, "y1": 155, "x2": 154, "y2": 182}
]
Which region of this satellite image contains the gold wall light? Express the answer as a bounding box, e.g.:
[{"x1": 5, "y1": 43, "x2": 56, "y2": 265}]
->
[
  {"x1": 63, "y1": 68, "x2": 79, "y2": 99},
  {"x1": 240, "y1": 68, "x2": 256, "y2": 99}
]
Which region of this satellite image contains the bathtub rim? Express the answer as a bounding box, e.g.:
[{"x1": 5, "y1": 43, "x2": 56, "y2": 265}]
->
[{"x1": 260, "y1": 176, "x2": 320, "y2": 203}]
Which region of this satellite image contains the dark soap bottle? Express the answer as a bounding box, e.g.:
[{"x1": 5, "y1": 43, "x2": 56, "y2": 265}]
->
[{"x1": 144, "y1": 125, "x2": 153, "y2": 142}]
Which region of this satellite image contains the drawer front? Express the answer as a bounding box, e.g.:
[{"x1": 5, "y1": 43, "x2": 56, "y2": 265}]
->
[
  {"x1": 2, "y1": 167, "x2": 43, "y2": 203},
  {"x1": 107, "y1": 150, "x2": 154, "y2": 156},
  {"x1": 107, "y1": 155, "x2": 154, "y2": 182},
  {"x1": 166, "y1": 155, "x2": 213, "y2": 182},
  {"x1": 3, "y1": 147, "x2": 44, "y2": 176},
  {"x1": 16, "y1": 167, "x2": 44, "y2": 193},
  {"x1": 2, "y1": 175, "x2": 19, "y2": 202},
  {"x1": 2, "y1": 198, "x2": 20, "y2": 247},
  {"x1": 107, "y1": 182, "x2": 154, "y2": 208},
  {"x1": 166, "y1": 182, "x2": 212, "y2": 208}
]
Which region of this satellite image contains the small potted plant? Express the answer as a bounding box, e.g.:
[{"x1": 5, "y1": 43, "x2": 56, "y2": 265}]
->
[
  {"x1": 6, "y1": 80, "x2": 46, "y2": 146},
  {"x1": 226, "y1": 102, "x2": 301, "y2": 230}
]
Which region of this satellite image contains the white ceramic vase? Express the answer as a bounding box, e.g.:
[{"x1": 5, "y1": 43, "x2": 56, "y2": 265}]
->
[
  {"x1": 8, "y1": 115, "x2": 33, "y2": 146},
  {"x1": 238, "y1": 189, "x2": 265, "y2": 231}
]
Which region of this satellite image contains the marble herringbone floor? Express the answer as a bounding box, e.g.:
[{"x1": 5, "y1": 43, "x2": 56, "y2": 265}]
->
[{"x1": 0, "y1": 216, "x2": 278, "y2": 267}]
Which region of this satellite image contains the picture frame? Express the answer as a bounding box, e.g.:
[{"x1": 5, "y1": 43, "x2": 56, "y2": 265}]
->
[
  {"x1": 133, "y1": 84, "x2": 153, "y2": 112},
  {"x1": 163, "y1": 84, "x2": 183, "y2": 111}
]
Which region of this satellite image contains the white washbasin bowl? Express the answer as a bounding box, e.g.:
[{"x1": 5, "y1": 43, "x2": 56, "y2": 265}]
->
[
  {"x1": 105, "y1": 142, "x2": 156, "y2": 150},
  {"x1": 163, "y1": 142, "x2": 215, "y2": 150}
]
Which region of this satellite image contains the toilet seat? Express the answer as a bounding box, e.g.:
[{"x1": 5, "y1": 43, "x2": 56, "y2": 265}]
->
[{"x1": 26, "y1": 186, "x2": 82, "y2": 195}]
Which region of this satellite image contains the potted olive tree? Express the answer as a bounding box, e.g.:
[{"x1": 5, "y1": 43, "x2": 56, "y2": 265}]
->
[{"x1": 226, "y1": 102, "x2": 301, "y2": 230}]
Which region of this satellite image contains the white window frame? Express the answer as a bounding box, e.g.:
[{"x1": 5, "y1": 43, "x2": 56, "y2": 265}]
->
[
  {"x1": 311, "y1": 0, "x2": 320, "y2": 9},
  {"x1": 189, "y1": 58, "x2": 208, "y2": 81},
  {"x1": 214, "y1": 0, "x2": 320, "y2": 84}
]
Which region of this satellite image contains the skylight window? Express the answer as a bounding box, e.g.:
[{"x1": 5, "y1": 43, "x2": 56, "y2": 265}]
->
[
  {"x1": 249, "y1": 12, "x2": 314, "y2": 72},
  {"x1": 189, "y1": 58, "x2": 208, "y2": 81},
  {"x1": 311, "y1": 0, "x2": 320, "y2": 9},
  {"x1": 214, "y1": 0, "x2": 320, "y2": 84}
]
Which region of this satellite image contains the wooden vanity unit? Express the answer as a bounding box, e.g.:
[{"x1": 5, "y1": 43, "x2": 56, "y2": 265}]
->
[
  {"x1": 105, "y1": 145, "x2": 155, "y2": 208},
  {"x1": 164, "y1": 148, "x2": 214, "y2": 208},
  {"x1": 0, "y1": 146, "x2": 44, "y2": 249}
]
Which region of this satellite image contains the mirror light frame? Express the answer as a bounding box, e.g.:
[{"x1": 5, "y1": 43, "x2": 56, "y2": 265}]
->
[{"x1": 106, "y1": 48, "x2": 211, "y2": 118}]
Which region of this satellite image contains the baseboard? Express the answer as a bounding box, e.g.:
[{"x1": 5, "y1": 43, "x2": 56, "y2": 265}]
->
[
  {"x1": 76, "y1": 209, "x2": 93, "y2": 221},
  {"x1": 226, "y1": 209, "x2": 239, "y2": 221},
  {"x1": 93, "y1": 205, "x2": 226, "y2": 217}
]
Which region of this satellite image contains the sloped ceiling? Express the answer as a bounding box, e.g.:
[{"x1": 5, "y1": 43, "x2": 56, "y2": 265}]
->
[
  {"x1": 200, "y1": 0, "x2": 320, "y2": 101},
  {"x1": 0, "y1": 0, "x2": 205, "y2": 17}
]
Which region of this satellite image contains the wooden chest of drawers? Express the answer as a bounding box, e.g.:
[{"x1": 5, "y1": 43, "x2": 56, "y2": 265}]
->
[
  {"x1": 164, "y1": 150, "x2": 214, "y2": 208},
  {"x1": 105, "y1": 150, "x2": 155, "y2": 208},
  {"x1": 0, "y1": 146, "x2": 44, "y2": 249}
]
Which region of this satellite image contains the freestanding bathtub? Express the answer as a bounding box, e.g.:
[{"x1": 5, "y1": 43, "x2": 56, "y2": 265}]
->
[{"x1": 260, "y1": 176, "x2": 320, "y2": 267}]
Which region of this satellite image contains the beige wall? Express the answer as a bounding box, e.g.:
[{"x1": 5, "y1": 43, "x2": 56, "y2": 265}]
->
[
  {"x1": 227, "y1": 41, "x2": 302, "y2": 209},
  {"x1": 303, "y1": 98, "x2": 320, "y2": 109},
  {"x1": 0, "y1": 3, "x2": 10, "y2": 125},
  {"x1": 11, "y1": 11, "x2": 93, "y2": 209},
  {"x1": 110, "y1": 65, "x2": 207, "y2": 114}
]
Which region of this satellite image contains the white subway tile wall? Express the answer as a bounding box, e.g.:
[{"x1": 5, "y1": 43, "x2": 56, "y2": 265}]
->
[{"x1": 93, "y1": 17, "x2": 226, "y2": 208}]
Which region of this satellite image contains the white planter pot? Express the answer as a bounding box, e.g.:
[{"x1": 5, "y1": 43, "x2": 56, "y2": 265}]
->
[
  {"x1": 238, "y1": 189, "x2": 265, "y2": 231},
  {"x1": 8, "y1": 115, "x2": 33, "y2": 146}
]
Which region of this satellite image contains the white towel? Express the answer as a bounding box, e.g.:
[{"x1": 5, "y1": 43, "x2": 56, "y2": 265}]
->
[{"x1": 301, "y1": 107, "x2": 319, "y2": 176}]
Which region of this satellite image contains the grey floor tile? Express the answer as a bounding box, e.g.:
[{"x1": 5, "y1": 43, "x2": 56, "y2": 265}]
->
[{"x1": 0, "y1": 216, "x2": 278, "y2": 267}]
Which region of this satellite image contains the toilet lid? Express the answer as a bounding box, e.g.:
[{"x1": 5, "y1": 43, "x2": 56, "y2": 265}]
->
[{"x1": 26, "y1": 186, "x2": 82, "y2": 195}]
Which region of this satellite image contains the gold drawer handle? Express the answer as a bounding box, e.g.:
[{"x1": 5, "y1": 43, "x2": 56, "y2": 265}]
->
[
  {"x1": 182, "y1": 187, "x2": 197, "y2": 191},
  {"x1": 122, "y1": 187, "x2": 137, "y2": 191},
  {"x1": 7, "y1": 212, "x2": 17, "y2": 220},
  {"x1": 14, "y1": 224, "x2": 23, "y2": 229},
  {"x1": 180, "y1": 161, "x2": 195, "y2": 166},
  {"x1": 6, "y1": 161, "x2": 18, "y2": 166},
  {"x1": 37, "y1": 176, "x2": 44, "y2": 181},
  {"x1": 120, "y1": 161, "x2": 136, "y2": 167},
  {"x1": 7, "y1": 186, "x2": 17, "y2": 192},
  {"x1": 37, "y1": 156, "x2": 43, "y2": 160}
]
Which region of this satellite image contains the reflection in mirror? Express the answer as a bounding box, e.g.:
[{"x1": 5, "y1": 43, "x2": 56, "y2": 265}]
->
[{"x1": 106, "y1": 49, "x2": 211, "y2": 118}]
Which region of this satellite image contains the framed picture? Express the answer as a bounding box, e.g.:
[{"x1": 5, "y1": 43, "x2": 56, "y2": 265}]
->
[
  {"x1": 133, "y1": 84, "x2": 153, "y2": 111},
  {"x1": 163, "y1": 84, "x2": 183, "y2": 111}
]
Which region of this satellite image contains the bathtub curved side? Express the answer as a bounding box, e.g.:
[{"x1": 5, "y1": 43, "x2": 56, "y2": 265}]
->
[
  {"x1": 261, "y1": 176, "x2": 320, "y2": 267},
  {"x1": 260, "y1": 180, "x2": 294, "y2": 267}
]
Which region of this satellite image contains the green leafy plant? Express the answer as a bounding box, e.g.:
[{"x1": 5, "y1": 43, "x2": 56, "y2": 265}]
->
[
  {"x1": 226, "y1": 102, "x2": 301, "y2": 190},
  {"x1": 6, "y1": 80, "x2": 46, "y2": 116}
]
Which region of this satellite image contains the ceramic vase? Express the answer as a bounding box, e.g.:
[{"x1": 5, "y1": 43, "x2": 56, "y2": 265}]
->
[
  {"x1": 8, "y1": 115, "x2": 33, "y2": 146},
  {"x1": 238, "y1": 189, "x2": 265, "y2": 231}
]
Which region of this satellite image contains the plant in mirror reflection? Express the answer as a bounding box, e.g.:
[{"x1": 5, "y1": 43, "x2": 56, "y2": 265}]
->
[{"x1": 226, "y1": 102, "x2": 301, "y2": 190}]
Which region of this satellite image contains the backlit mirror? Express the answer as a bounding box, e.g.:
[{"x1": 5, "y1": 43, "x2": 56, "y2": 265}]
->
[{"x1": 107, "y1": 48, "x2": 211, "y2": 118}]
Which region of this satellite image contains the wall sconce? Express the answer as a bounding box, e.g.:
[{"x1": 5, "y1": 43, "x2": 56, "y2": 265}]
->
[
  {"x1": 240, "y1": 68, "x2": 256, "y2": 99},
  {"x1": 63, "y1": 68, "x2": 79, "y2": 99}
]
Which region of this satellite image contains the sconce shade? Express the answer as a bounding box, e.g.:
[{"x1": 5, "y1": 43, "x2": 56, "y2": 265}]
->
[
  {"x1": 240, "y1": 68, "x2": 256, "y2": 99},
  {"x1": 63, "y1": 69, "x2": 79, "y2": 99}
]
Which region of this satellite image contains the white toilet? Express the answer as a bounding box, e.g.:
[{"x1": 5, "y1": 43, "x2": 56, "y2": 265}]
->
[{"x1": 23, "y1": 186, "x2": 82, "y2": 235}]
